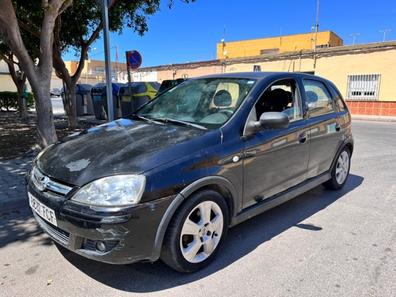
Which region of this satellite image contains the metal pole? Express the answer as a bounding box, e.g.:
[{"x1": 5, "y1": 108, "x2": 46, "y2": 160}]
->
[
  {"x1": 313, "y1": 0, "x2": 320, "y2": 50},
  {"x1": 350, "y1": 33, "x2": 360, "y2": 45},
  {"x1": 126, "y1": 52, "x2": 133, "y2": 111},
  {"x1": 379, "y1": 29, "x2": 391, "y2": 42},
  {"x1": 102, "y1": 0, "x2": 114, "y2": 121},
  {"x1": 313, "y1": 0, "x2": 320, "y2": 70}
]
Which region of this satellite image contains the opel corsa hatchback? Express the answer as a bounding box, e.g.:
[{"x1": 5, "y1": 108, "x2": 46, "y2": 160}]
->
[{"x1": 28, "y1": 72, "x2": 353, "y2": 272}]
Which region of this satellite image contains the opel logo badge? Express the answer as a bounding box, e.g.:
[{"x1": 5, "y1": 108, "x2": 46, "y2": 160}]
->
[{"x1": 37, "y1": 175, "x2": 49, "y2": 191}]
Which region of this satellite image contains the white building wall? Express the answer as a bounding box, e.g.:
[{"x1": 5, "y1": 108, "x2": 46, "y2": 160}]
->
[{"x1": 132, "y1": 71, "x2": 158, "y2": 82}]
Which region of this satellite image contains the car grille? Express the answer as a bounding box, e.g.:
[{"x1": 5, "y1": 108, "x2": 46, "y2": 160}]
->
[
  {"x1": 33, "y1": 212, "x2": 70, "y2": 246},
  {"x1": 31, "y1": 166, "x2": 73, "y2": 196}
]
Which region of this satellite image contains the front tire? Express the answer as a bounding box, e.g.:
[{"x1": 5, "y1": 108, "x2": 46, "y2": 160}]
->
[
  {"x1": 161, "y1": 190, "x2": 229, "y2": 273},
  {"x1": 323, "y1": 147, "x2": 351, "y2": 190}
]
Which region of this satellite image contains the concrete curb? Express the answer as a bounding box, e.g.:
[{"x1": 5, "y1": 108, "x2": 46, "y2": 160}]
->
[{"x1": 352, "y1": 115, "x2": 396, "y2": 123}]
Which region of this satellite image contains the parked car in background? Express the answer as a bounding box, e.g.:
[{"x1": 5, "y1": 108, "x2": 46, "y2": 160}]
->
[
  {"x1": 119, "y1": 82, "x2": 160, "y2": 117},
  {"x1": 157, "y1": 78, "x2": 186, "y2": 94},
  {"x1": 28, "y1": 72, "x2": 353, "y2": 272},
  {"x1": 50, "y1": 88, "x2": 62, "y2": 97}
]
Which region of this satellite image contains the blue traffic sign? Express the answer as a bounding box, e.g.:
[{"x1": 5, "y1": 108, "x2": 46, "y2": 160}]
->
[{"x1": 126, "y1": 50, "x2": 142, "y2": 70}]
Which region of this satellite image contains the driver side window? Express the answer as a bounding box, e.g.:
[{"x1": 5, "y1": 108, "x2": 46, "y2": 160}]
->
[{"x1": 254, "y1": 79, "x2": 302, "y2": 122}]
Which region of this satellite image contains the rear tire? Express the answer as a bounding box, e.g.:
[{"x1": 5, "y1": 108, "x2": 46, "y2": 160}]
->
[
  {"x1": 161, "y1": 190, "x2": 229, "y2": 273},
  {"x1": 323, "y1": 146, "x2": 351, "y2": 190}
]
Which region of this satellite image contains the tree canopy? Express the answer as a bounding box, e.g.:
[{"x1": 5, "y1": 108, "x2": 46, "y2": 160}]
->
[{"x1": 0, "y1": 0, "x2": 195, "y2": 146}]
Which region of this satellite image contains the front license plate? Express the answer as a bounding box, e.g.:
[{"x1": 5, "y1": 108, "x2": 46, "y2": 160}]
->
[{"x1": 29, "y1": 193, "x2": 58, "y2": 226}]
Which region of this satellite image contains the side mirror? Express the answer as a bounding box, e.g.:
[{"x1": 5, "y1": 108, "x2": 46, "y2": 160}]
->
[
  {"x1": 259, "y1": 112, "x2": 290, "y2": 129},
  {"x1": 246, "y1": 112, "x2": 289, "y2": 135}
]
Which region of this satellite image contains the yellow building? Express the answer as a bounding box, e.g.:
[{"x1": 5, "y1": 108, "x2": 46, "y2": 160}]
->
[
  {"x1": 64, "y1": 60, "x2": 128, "y2": 85},
  {"x1": 217, "y1": 31, "x2": 343, "y2": 59},
  {"x1": 134, "y1": 41, "x2": 396, "y2": 117},
  {"x1": 2, "y1": 31, "x2": 395, "y2": 117}
]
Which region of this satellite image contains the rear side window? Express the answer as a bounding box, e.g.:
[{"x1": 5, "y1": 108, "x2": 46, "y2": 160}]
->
[
  {"x1": 302, "y1": 79, "x2": 334, "y2": 117},
  {"x1": 328, "y1": 83, "x2": 347, "y2": 111}
]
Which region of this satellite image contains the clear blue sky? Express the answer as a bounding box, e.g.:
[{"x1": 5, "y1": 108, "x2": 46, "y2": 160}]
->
[{"x1": 64, "y1": 0, "x2": 396, "y2": 67}]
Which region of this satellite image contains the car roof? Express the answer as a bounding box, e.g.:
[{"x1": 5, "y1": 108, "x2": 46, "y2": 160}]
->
[{"x1": 196, "y1": 71, "x2": 322, "y2": 81}]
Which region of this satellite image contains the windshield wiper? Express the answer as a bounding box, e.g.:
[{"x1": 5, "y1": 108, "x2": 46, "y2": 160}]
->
[
  {"x1": 133, "y1": 114, "x2": 164, "y2": 125},
  {"x1": 155, "y1": 117, "x2": 207, "y2": 130}
]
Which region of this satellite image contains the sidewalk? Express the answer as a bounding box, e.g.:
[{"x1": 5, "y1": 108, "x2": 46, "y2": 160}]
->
[
  {"x1": 352, "y1": 114, "x2": 396, "y2": 122},
  {"x1": 0, "y1": 156, "x2": 33, "y2": 209}
]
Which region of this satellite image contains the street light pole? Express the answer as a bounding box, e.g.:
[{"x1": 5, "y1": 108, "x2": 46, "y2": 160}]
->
[
  {"x1": 313, "y1": 0, "x2": 320, "y2": 70},
  {"x1": 350, "y1": 33, "x2": 360, "y2": 45},
  {"x1": 101, "y1": 0, "x2": 114, "y2": 121},
  {"x1": 379, "y1": 29, "x2": 391, "y2": 42}
]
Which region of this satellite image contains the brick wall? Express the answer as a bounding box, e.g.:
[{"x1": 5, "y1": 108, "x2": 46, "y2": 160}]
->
[{"x1": 346, "y1": 101, "x2": 396, "y2": 116}]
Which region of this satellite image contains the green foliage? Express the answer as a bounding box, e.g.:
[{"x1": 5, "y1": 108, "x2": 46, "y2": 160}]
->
[
  {"x1": 2, "y1": 2, "x2": 41, "y2": 60},
  {"x1": 0, "y1": 91, "x2": 34, "y2": 111},
  {"x1": 11, "y1": 0, "x2": 195, "y2": 55},
  {"x1": 59, "y1": 0, "x2": 164, "y2": 52}
]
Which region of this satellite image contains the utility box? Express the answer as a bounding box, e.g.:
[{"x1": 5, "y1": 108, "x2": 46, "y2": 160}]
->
[
  {"x1": 75, "y1": 84, "x2": 94, "y2": 116},
  {"x1": 91, "y1": 83, "x2": 123, "y2": 120}
]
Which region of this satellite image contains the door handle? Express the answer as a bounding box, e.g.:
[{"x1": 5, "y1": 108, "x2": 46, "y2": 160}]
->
[{"x1": 298, "y1": 132, "x2": 307, "y2": 144}]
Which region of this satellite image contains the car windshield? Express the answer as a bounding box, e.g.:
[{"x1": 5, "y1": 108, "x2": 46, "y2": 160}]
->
[{"x1": 136, "y1": 77, "x2": 256, "y2": 129}]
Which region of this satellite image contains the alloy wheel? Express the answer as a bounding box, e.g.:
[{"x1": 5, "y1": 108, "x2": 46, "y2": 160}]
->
[
  {"x1": 179, "y1": 201, "x2": 224, "y2": 263},
  {"x1": 335, "y1": 151, "x2": 350, "y2": 185}
]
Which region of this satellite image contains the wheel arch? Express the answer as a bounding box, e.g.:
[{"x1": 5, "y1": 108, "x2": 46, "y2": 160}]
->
[
  {"x1": 344, "y1": 141, "x2": 354, "y2": 155},
  {"x1": 150, "y1": 176, "x2": 238, "y2": 261},
  {"x1": 330, "y1": 138, "x2": 354, "y2": 171}
]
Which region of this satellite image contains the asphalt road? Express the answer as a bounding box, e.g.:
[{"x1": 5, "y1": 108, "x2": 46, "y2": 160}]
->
[{"x1": 1, "y1": 120, "x2": 395, "y2": 297}]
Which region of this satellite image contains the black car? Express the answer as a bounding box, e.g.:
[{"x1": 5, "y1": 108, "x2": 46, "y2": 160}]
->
[{"x1": 28, "y1": 72, "x2": 353, "y2": 273}]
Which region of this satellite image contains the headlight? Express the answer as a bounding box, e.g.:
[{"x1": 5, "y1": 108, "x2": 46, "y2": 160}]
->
[{"x1": 71, "y1": 175, "x2": 146, "y2": 207}]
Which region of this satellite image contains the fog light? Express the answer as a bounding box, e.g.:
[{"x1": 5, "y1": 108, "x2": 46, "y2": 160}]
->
[{"x1": 96, "y1": 241, "x2": 106, "y2": 252}]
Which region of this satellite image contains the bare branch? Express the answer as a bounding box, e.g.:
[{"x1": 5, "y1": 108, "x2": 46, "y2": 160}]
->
[
  {"x1": 0, "y1": 0, "x2": 38, "y2": 85},
  {"x1": 18, "y1": 20, "x2": 41, "y2": 39},
  {"x1": 86, "y1": 22, "x2": 103, "y2": 46}
]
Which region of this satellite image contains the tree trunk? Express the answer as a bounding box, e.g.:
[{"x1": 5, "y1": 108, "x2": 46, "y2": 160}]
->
[
  {"x1": 53, "y1": 25, "x2": 78, "y2": 129},
  {"x1": 3, "y1": 56, "x2": 28, "y2": 119},
  {"x1": 62, "y1": 78, "x2": 78, "y2": 129},
  {"x1": 52, "y1": 16, "x2": 102, "y2": 130},
  {"x1": 0, "y1": 0, "x2": 72, "y2": 147},
  {"x1": 15, "y1": 77, "x2": 28, "y2": 119},
  {"x1": 32, "y1": 84, "x2": 58, "y2": 147}
]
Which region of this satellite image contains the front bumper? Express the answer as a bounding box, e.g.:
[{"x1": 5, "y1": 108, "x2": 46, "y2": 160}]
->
[{"x1": 28, "y1": 181, "x2": 175, "y2": 265}]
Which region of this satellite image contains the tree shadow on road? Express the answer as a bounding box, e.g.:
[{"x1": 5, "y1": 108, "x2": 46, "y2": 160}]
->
[
  {"x1": 0, "y1": 156, "x2": 54, "y2": 248},
  {"x1": 58, "y1": 174, "x2": 364, "y2": 293},
  {"x1": 0, "y1": 201, "x2": 53, "y2": 248}
]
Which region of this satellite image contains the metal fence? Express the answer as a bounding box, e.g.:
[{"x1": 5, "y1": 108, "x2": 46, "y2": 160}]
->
[{"x1": 346, "y1": 74, "x2": 381, "y2": 101}]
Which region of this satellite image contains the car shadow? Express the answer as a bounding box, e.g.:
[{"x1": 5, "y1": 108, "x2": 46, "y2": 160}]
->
[{"x1": 58, "y1": 174, "x2": 364, "y2": 293}]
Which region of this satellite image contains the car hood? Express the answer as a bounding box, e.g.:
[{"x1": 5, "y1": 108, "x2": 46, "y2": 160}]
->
[{"x1": 37, "y1": 118, "x2": 212, "y2": 186}]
